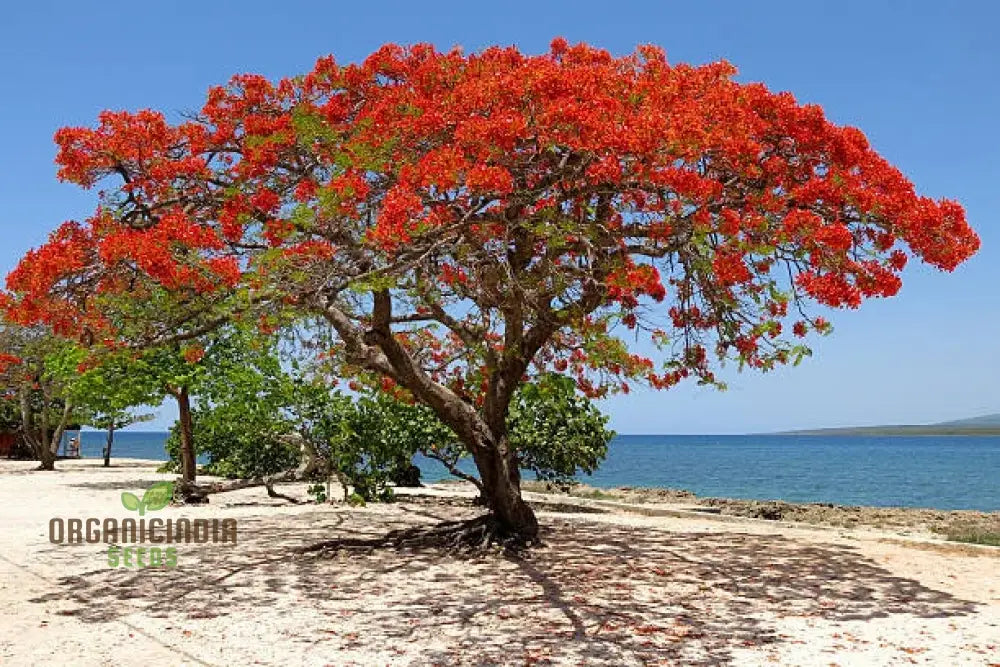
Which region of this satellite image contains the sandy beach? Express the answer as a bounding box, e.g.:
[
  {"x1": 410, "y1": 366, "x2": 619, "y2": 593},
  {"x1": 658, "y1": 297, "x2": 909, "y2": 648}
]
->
[{"x1": 1, "y1": 458, "x2": 997, "y2": 666}]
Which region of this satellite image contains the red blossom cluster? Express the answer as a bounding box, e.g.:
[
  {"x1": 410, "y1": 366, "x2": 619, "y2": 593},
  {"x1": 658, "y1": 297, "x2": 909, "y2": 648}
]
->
[
  {"x1": 0, "y1": 353, "x2": 22, "y2": 372},
  {"x1": 1, "y1": 39, "x2": 979, "y2": 404},
  {"x1": 181, "y1": 345, "x2": 206, "y2": 364}
]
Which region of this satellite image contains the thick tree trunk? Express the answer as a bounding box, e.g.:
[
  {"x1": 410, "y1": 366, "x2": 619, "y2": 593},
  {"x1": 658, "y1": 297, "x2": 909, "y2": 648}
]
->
[
  {"x1": 471, "y1": 439, "x2": 539, "y2": 541},
  {"x1": 40, "y1": 411, "x2": 50, "y2": 457},
  {"x1": 103, "y1": 425, "x2": 115, "y2": 467},
  {"x1": 318, "y1": 291, "x2": 544, "y2": 543},
  {"x1": 169, "y1": 387, "x2": 205, "y2": 504},
  {"x1": 175, "y1": 387, "x2": 196, "y2": 483}
]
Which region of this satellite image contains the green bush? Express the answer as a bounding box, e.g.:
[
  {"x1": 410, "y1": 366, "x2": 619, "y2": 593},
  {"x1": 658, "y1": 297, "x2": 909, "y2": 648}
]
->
[
  {"x1": 166, "y1": 406, "x2": 299, "y2": 479},
  {"x1": 165, "y1": 332, "x2": 301, "y2": 479},
  {"x1": 510, "y1": 373, "x2": 614, "y2": 486},
  {"x1": 289, "y1": 384, "x2": 417, "y2": 503}
]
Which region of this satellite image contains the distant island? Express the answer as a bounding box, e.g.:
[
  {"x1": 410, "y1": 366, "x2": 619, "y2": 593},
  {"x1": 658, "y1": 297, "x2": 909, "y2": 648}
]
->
[{"x1": 777, "y1": 413, "x2": 1000, "y2": 436}]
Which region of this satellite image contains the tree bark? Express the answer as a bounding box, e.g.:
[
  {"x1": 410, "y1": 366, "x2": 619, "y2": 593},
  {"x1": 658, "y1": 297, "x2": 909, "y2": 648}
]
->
[
  {"x1": 470, "y1": 437, "x2": 539, "y2": 541},
  {"x1": 173, "y1": 387, "x2": 196, "y2": 483},
  {"x1": 50, "y1": 401, "x2": 73, "y2": 461},
  {"x1": 36, "y1": 441, "x2": 55, "y2": 471},
  {"x1": 103, "y1": 424, "x2": 115, "y2": 467},
  {"x1": 167, "y1": 386, "x2": 204, "y2": 503},
  {"x1": 19, "y1": 385, "x2": 54, "y2": 471},
  {"x1": 39, "y1": 392, "x2": 51, "y2": 457}
]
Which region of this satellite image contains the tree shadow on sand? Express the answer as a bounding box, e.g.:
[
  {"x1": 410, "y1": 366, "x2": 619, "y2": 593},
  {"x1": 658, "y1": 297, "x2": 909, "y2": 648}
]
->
[{"x1": 29, "y1": 503, "x2": 980, "y2": 665}]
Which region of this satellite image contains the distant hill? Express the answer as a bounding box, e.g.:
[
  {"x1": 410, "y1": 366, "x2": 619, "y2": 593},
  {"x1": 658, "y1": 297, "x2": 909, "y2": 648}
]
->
[
  {"x1": 936, "y1": 413, "x2": 1000, "y2": 427},
  {"x1": 777, "y1": 413, "x2": 1000, "y2": 436}
]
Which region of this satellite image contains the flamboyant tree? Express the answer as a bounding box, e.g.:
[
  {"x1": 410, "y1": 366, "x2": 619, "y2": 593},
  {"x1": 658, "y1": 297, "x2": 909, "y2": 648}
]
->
[{"x1": 4, "y1": 40, "x2": 979, "y2": 541}]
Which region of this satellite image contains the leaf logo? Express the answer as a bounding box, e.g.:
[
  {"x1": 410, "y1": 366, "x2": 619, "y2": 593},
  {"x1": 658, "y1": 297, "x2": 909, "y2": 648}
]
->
[{"x1": 121, "y1": 482, "x2": 174, "y2": 516}]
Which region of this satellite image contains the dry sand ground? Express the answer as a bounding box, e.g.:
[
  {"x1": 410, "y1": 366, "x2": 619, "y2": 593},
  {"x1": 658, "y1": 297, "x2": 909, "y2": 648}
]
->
[{"x1": 0, "y1": 459, "x2": 997, "y2": 666}]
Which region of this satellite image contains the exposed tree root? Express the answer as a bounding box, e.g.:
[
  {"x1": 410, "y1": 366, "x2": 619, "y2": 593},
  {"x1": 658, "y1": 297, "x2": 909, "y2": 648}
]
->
[
  {"x1": 294, "y1": 515, "x2": 540, "y2": 557},
  {"x1": 172, "y1": 470, "x2": 307, "y2": 505},
  {"x1": 173, "y1": 480, "x2": 210, "y2": 505},
  {"x1": 264, "y1": 483, "x2": 301, "y2": 504}
]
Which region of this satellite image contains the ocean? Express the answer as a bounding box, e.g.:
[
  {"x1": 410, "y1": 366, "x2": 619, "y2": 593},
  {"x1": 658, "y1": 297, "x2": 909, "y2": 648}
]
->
[{"x1": 60, "y1": 431, "x2": 1000, "y2": 512}]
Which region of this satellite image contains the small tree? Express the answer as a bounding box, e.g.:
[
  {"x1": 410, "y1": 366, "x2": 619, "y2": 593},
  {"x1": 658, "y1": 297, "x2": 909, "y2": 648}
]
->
[
  {"x1": 0, "y1": 324, "x2": 81, "y2": 470},
  {"x1": 63, "y1": 350, "x2": 160, "y2": 466},
  {"x1": 123, "y1": 345, "x2": 206, "y2": 487},
  {"x1": 93, "y1": 411, "x2": 156, "y2": 467},
  {"x1": 165, "y1": 332, "x2": 300, "y2": 480},
  {"x1": 155, "y1": 326, "x2": 294, "y2": 495}
]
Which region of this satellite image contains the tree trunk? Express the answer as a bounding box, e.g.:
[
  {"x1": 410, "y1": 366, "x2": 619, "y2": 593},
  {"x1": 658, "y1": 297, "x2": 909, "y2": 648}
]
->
[
  {"x1": 318, "y1": 291, "x2": 542, "y2": 541},
  {"x1": 19, "y1": 386, "x2": 54, "y2": 471},
  {"x1": 40, "y1": 408, "x2": 50, "y2": 457},
  {"x1": 50, "y1": 401, "x2": 73, "y2": 461},
  {"x1": 175, "y1": 387, "x2": 196, "y2": 483},
  {"x1": 103, "y1": 424, "x2": 115, "y2": 467},
  {"x1": 471, "y1": 439, "x2": 539, "y2": 541},
  {"x1": 36, "y1": 443, "x2": 56, "y2": 471}
]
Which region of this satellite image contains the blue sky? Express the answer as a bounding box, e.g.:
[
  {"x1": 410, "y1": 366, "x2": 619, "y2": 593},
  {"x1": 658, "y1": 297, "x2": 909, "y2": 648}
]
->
[{"x1": 1, "y1": 1, "x2": 997, "y2": 433}]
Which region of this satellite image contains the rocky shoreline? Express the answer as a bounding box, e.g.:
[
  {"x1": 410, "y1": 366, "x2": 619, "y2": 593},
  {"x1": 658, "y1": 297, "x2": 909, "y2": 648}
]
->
[{"x1": 520, "y1": 481, "x2": 1000, "y2": 544}]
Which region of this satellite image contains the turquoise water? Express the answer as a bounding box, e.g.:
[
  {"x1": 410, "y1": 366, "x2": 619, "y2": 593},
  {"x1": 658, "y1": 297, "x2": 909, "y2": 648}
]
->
[
  {"x1": 62, "y1": 431, "x2": 1000, "y2": 511},
  {"x1": 62, "y1": 431, "x2": 209, "y2": 465}
]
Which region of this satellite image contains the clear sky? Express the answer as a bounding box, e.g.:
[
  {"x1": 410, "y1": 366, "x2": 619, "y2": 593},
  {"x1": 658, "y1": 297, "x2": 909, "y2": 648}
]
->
[{"x1": 1, "y1": 1, "x2": 997, "y2": 433}]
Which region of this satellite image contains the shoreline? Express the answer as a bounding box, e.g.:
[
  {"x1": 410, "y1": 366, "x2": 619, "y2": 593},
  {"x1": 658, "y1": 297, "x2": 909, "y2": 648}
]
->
[
  {"x1": 15, "y1": 454, "x2": 1000, "y2": 517},
  {"x1": 519, "y1": 481, "x2": 1000, "y2": 544}
]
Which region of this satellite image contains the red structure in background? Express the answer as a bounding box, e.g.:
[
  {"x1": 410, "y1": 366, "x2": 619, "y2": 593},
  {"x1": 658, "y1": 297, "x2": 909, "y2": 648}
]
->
[
  {"x1": 0, "y1": 427, "x2": 81, "y2": 459},
  {"x1": 0, "y1": 432, "x2": 17, "y2": 457}
]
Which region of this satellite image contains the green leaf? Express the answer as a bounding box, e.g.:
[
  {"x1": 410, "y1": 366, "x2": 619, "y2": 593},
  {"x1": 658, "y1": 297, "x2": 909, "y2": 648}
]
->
[
  {"x1": 142, "y1": 482, "x2": 174, "y2": 512},
  {"x1": 121, "y1": 492, "x2": 141, "y2": 512}
]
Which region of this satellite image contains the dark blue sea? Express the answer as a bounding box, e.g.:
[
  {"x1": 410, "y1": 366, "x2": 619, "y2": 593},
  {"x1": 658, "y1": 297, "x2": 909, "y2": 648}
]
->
[{"x1": 64, "y1": 432, "x2": 1000, "y2": 511}]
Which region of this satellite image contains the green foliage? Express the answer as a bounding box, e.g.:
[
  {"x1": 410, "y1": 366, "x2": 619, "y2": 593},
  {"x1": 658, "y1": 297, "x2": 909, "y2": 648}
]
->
[
  {"x1": 306, "y1": 482, "x2": 329, "y2": 503},
  {"x1": 166, "y1": 405, "x2": 300, "y2": 479},
  {"x1": 347, "y1": 374, "x2": 614, "y2": 491},
  {"x1": 509, "y1": 374, "x2": 615, "y2": 487},
  {"x1": 60, "y1": 348, "x2": 164, "y2": 425},
  {"x1": 57, "y1": 348, "x2": 163, "y2": 464},
  {"x1": 166, "y1": 330, "x2": 300, "y2": 479},
  {"x1": 289, "y1": 382, "x2": 406, "y2": 503},
  {"x1": 0, "y1": 394, "x2": 18, "y2": 427}
]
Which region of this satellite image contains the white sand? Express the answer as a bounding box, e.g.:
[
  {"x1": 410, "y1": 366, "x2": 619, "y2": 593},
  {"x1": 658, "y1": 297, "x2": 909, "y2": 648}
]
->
[{"x1": 0, "y1": 458, "x2": 997, "y2": 666}]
